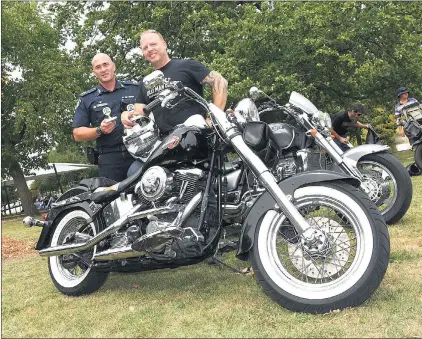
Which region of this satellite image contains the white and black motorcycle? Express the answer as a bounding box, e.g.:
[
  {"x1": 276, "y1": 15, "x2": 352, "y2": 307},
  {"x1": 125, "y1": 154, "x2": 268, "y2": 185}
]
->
[
  {"x1": 234, "y1": 87, "x2": 412, "y2": 225},
  {"x1": 24, "y1": 71, "x2": 389, "y2": 314}
]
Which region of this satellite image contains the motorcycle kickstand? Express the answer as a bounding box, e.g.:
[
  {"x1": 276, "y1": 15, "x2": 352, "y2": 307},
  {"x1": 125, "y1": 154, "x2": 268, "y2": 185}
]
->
[{"x1": 208, "y1": 252, "x2": 254, "y2": 275}]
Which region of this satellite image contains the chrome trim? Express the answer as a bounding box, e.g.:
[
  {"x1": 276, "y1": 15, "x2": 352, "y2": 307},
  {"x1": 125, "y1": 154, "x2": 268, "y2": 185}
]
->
[
  {"x1": 174, "y1": 168, "x2": 204, "y2": 178},
  {"x1": 127, "y1": 204, "x2": 181, "y2": 223},
  {"x1": 178, "y1": 192, "x2": 202, "y2": 226},
  {"x1": 208, "y1": 103, "x2": 240, "y2": 139},
  {"x1": 326, "y1": 137, "x2": 345, "y2": 156},
  {"x1": 258, "y1": 171, "x2": 310, "y2": 234},
  {"x1": 93, "y1": 246, "x2": 144, "y2": 261},
  {"x1": 229, "y1": 134, "x2": 310, "y2": 234},
  {"x1": 313, "y1": 132, "x2": 344, "y2": 164},
  {"x1": 343, "y1": 144, "x2": 391, "y2": 167},
  {"x1": 23, "y1": 216, "x2": 46, "y2": 227},
  {"x1": 296, "y1": 150, "x2": 310, "y2": 172},
  {"x1": 39, "y1": 202, "x2": 181, "y2": 257},
  {"x1": 39, "y1": 204, "x2": 144, "y2": 257},
  {"x1": 138, "y1": 166, "x2": 174, "y2": 202}
]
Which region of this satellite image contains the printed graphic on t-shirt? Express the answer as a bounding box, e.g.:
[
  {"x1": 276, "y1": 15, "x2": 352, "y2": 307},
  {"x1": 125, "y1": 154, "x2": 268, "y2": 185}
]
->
[{"x1": 146, "y1": 78, "x2": 172, "y2": 99}]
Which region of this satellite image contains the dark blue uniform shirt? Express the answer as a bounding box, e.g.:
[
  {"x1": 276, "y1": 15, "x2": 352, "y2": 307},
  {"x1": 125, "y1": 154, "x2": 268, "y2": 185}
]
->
[{"x1": 72, "y1": 80, "x2": 139, "y2": 149}]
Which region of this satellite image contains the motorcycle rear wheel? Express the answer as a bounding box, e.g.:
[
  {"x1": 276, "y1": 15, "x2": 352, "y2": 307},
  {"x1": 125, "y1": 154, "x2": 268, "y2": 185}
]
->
[
  {"x1": 250, "y1": 181, "x2": 389, "y2": 314},
  {"x1": 48, "y1": 209, "x2": 108, "y2": 296}
]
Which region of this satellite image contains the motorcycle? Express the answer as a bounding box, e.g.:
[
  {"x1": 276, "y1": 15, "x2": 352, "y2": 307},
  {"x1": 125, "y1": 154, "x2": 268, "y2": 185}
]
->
[
  {"x1": 235, "y1": 87, "x2": 412, "y2": 225},
  {"x1": 23, "y1": 71, "x2": 389, "y2": 314},
  {"x1": 396, "y1": 101, "x2": 422, "y2": 170}
]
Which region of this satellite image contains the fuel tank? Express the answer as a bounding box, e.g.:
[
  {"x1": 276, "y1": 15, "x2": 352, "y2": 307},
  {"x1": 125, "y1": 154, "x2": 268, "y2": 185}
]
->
[
  {"x1": 147, "y1": 126, "x2": 209, "y2": 167},
  {"x1": 268, "y1": 123, "x2": 296, "y2": 149},
  {"x1": 269, "y1": 123, "x2": 308, "y2": 150}
]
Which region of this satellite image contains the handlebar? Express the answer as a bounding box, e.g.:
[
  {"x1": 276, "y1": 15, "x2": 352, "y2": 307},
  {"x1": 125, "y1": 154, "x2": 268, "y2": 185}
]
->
[{"x1": 143, "y1": 98, "x2": 162, "y2": 115}]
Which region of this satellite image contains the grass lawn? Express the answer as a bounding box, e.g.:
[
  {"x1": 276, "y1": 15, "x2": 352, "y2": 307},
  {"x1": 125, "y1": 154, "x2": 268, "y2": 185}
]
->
[{"x1": 2, "y1": 160, "x2": 422, "y2": 338}]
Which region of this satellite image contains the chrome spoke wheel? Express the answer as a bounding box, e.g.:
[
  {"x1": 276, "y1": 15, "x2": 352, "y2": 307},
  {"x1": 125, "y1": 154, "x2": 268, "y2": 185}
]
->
[
  {"x1": 358, "y1": 160, "x2": 397, "y2": 214},
  {"x1": 49, "y1": 210, "x2": 96, "y2": 288},
  {"x1": 256, "y1": 185, "x2": 374, "y2": 300}
]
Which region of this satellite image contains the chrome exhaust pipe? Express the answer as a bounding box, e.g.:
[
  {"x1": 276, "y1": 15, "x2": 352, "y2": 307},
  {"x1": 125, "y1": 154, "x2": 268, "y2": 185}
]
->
[
  {"x1": 93, "y1": 246, "x2": 144, "y2": 261},
  {"x1": 39, "y1": 194, "x2": 203, "y2": 259},
  {"x1": 174, "y1": 192, "x2": 202, "y2": 226},
  {"x1": 95, "y1": 193, "x2": 203, "y2": 261},
  {"x1": 39, "y1": 203, "x2": 180, "y2": 257},
  {"x1": 39, "y1": 204, "x2": 144, "y2": 257}
]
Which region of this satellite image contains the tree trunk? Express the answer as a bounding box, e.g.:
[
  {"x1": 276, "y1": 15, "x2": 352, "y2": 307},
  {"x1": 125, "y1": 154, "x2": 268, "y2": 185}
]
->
[{"x1": 9, "y1": 157, "x2": 38, "y2": 217}]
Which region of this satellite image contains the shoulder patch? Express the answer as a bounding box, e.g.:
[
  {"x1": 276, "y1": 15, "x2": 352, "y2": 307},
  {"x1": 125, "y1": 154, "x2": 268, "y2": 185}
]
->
[
  {"x1": 121, "y1": 80, "x2": 139, "y2": 86},
  {"x1": 79, "y1": 87, "x2": 97, "y2": 97}
]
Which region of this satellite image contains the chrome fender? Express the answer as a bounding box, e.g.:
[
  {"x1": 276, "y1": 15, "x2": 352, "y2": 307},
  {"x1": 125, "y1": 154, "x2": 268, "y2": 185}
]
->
[{"x1": 342, "y1": 144, "x2": 390, "y2": 168}]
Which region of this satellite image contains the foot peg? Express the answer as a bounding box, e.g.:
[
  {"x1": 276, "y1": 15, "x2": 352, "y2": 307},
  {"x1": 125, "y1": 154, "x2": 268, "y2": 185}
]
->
[{"x1": 23, "y1": 216, "x2": 46, "y2": 228}]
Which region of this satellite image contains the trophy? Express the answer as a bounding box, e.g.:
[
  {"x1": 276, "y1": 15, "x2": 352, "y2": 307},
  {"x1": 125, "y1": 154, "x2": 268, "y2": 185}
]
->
[
  {"x1": 102, "y1": 107, "x2": 117, "y2": 122},
  {"x1": 127, "y1": 103, "x2": 135, "y2": 113}
]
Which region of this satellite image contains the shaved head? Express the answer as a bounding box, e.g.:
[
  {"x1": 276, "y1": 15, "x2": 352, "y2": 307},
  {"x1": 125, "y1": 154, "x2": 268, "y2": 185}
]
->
[
  {"x1": 91, "y1": 53, "x2": 113, "y2": 68},
  {"x1": 91, "y1": 53, "x2": 116, "y2": 86}
]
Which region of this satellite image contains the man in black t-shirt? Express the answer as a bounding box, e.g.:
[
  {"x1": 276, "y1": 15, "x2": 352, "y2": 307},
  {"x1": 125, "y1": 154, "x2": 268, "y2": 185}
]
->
[
  {"x1": 330, "y1": 103, "x2": 369, "y2": 152},
  {"x1": 121, "y1": 30, "x2": 228, "y2": 134}
]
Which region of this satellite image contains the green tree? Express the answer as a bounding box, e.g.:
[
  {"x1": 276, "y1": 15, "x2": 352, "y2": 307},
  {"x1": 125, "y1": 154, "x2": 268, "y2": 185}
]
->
[{"x1": 1, "y1": 2, "x2": 86, "y2": 216}]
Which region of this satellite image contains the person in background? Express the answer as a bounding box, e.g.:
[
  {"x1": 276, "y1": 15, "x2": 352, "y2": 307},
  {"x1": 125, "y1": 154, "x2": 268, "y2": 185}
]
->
[
  {"x1": 394, "y1": 87, "x2": 419, "y2": 119},
  {"x1": 330, "y1": 103, "x2": 369, "y2": 152},
  {"x1": 72, "y1": 53, "x2": 139, "y2": 181},
  {"x1": 394, "y1": 87, "x2": 420, "y2": 137}
]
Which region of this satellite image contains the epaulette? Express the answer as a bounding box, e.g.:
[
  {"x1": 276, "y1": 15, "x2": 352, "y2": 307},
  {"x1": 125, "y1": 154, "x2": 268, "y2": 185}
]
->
[
  {"x1": 79, "y1": 87, "x2": 97, "y2": 97},
  {"x1": 121, "y1": 80, "x2": 139, "y2": 86}
]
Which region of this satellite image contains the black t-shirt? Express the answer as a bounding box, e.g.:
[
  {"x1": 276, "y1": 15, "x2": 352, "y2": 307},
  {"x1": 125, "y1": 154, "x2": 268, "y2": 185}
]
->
[
  {"x1": 136, "y1": 59, "x2": 211, "y2": 134},
  {"x1": 331, "y1": 111, "x2": 351, "y2": 136}
]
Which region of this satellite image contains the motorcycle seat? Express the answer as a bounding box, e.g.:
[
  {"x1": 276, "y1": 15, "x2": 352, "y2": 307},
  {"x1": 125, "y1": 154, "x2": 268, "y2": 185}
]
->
[
  {"x1": 90, "y1": 165, "x2": 145, "y2": 203},
  {"x1": 79, "y1": 177, "x2": 117, "y2": 191}
]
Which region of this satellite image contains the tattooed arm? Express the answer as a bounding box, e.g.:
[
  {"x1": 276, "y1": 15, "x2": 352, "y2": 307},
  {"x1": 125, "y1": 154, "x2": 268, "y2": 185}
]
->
[{"x1": 201, "y1": 71, "x2": 228, "y2": 110}]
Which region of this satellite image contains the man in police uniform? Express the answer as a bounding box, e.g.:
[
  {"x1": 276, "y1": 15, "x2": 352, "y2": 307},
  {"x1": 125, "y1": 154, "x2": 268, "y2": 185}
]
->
[{"x1": 72, "y1": 53, "x2": 138, "y2": 182}]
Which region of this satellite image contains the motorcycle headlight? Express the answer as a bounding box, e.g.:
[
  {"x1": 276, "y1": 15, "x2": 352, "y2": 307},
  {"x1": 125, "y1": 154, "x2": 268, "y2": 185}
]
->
[
  {"x1": 314, "y1": 111, "x2": 332, "y2": 129},
  {"x1": 323, "y1": 112, "x2": 332, "y2": 128},
  {"x1": 234, "y1": 98, "x2": 260, "y2": 125}
]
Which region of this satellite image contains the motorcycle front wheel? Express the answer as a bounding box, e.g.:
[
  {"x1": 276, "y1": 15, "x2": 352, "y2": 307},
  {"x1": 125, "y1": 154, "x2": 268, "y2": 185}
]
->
[
  {"x1": 358, "y1": 152, "x2": 412, "y2": 224},
  {"x1": 250, "y1": 181, "x2": 389, "y2": 314},
  {"x1": 48, "y1": 209, "x2": 109, "y2": 296}
]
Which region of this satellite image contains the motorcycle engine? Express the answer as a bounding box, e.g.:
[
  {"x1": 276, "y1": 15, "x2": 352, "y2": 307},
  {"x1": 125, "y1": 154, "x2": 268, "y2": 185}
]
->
[
  {"x1": 273, "y1": 156, "x2": 304, "y2": 181},
  {"x1": 135, "y1": 166, "x2": 204, "y2": 205}
]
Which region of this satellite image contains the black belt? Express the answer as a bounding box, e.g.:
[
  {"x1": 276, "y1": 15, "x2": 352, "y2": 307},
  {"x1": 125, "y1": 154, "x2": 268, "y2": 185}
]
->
[{"x1": 98, "y1": 144, "x2": 128, "y2": 154}]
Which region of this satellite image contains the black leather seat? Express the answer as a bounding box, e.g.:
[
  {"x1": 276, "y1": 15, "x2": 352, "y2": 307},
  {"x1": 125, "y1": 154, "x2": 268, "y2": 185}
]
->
[
  {"x1": 90, "y1": 165, "x2": 145, "y2": 203},
  {"x1": 79, "y1": 177, "x2": 117, "y2": 191}
]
